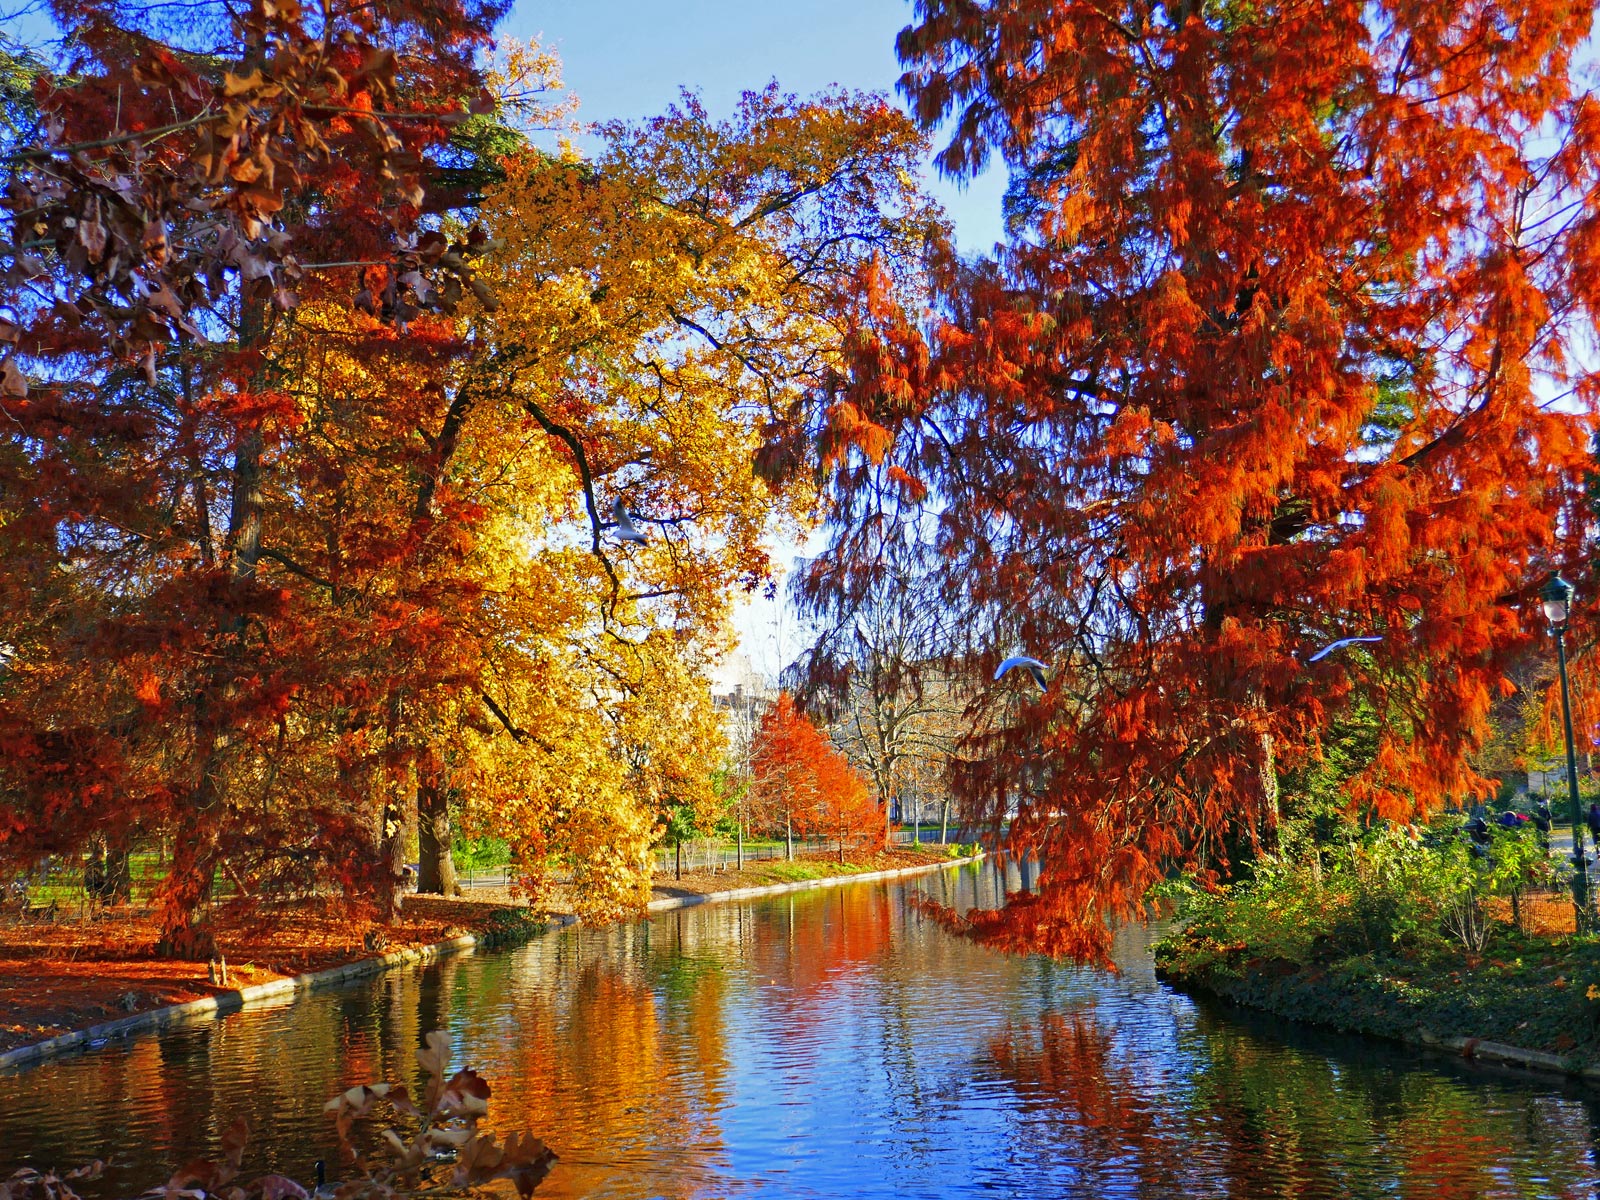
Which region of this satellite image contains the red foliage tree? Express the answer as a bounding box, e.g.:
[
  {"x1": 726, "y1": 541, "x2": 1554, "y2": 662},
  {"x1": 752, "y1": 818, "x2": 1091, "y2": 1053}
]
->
[
  {"x1": 751, "y1": 693, "x2": 882, "y2": 861},
  {"x1": 0, "y1": 0, "x2": 504, "y2": 951},
  {"x1": 776, "y1": 0, "x2": 1600, "y2": 958}
]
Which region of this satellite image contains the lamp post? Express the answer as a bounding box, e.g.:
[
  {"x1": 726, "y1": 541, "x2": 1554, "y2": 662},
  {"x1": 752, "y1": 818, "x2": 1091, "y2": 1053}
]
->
[{"x1": 1541, "y1": 574, "x2": 1591, "y2": 933}]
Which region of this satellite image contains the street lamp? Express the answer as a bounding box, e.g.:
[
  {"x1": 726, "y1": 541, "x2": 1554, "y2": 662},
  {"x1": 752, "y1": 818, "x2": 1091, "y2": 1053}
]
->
[{"x1": 1541, "y1": 574, "x2": 1591, "y2": 933}]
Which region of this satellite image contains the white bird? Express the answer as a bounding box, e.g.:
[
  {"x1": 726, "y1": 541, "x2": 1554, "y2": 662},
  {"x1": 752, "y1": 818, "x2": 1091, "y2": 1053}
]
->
[
  {"x1": 994, "y1": 655, "x2": 1049, "y2": 691},
  {"x1": 611, "y1": 497, "x2": 648, "y2": 544},
  {"x1": 1306, "y1": 635, "x2": 1382, "y2": 663}
]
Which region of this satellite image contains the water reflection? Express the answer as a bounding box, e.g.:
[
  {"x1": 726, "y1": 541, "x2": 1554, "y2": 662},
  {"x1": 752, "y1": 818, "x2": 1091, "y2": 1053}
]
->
[{"x1": 2, "y1": 861, "x2": 1597, "y2": 1198}]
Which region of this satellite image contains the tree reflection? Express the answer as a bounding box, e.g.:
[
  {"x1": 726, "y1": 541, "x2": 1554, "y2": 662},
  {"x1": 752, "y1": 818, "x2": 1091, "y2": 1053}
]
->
[
  {"x1": 983, "y1": 1005, "x2": 1600, "y2": 1198},
  {"x1": 983, "y1": 1010, "x2": 1197, "y2": 1195}
]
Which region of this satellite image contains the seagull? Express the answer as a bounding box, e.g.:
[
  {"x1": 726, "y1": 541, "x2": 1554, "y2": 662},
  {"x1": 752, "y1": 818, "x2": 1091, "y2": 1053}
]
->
[
  {"x1": 611, "y1": 497, "x2": 648, "y2": 544},
  {"x1": 994, "y1": 655, "x2": 1049, "y2": 691},
  {"x1": 1306, "y1": 635, "x2": 1382, "y2": 663}
]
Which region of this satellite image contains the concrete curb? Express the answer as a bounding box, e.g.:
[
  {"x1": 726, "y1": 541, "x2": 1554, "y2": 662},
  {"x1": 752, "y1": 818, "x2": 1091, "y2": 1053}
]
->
[
  {"x1": 0, "y1": 934, "x2": 483, "y2": 1072},
  {"x1": 1410, "y1": 1027, "x2": 1598, "y2": 1084},
  {"x1": 645, "y1": 853, "x2": 985, "y2": 912},
  {"x1": 1, "y1": 855, "x2": 981, "y2": 1072}
]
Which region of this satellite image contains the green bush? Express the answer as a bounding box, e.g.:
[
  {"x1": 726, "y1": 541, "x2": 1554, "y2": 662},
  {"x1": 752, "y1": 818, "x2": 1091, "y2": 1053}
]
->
[
  {"x1": 452, "y1": 835, "x2": 512, "y2": 873},
  {"x1": 1163, "y1": 815, "x2": 1562, "y2": 972}
]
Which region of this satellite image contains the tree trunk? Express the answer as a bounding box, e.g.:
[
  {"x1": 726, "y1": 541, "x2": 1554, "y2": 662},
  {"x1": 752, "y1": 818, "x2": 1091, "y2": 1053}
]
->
[
  {"x1": 1258, "y1": 728, "x2": 1280, "y2": 850},
  {"x1": 785, "y1": 814, "x2": 793, "y2": 861},
  {"x1": 104, "y1": 842, "x2": 132, "y2": 904},
  {"x1": 161, "y1": 284, "x2": 270, "y2": 956},
  {"x1": 940, "y1": 797, "x2": 950, "y2": 844},
  {"x1": 377, "y1": 794, "x2": 407, "y2": 922},
  {"x1": 675, "y1": 841, "x2": 682, "y2": 880},
  {"x1": 416, "y1": 776, "x2": 458, "y2": 896},
  {"x1": 156, "y1": 831, "x2": 219, "y2": 959}
]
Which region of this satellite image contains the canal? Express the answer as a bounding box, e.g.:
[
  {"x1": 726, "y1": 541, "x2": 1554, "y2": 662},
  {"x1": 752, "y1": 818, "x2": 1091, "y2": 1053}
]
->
[{"x1": 2, "y1": 861, "x2": 1598, "y2": 1198}]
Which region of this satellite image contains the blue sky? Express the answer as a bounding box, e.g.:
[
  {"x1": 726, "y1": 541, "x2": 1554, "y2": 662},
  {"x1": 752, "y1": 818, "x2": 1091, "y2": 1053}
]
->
[
  {"x1": 503, "y1": 0, "x2": 1008, "y2": 682},
  {"x1": 504, "y1": 0, "x2": 1007, "y2": 255}
]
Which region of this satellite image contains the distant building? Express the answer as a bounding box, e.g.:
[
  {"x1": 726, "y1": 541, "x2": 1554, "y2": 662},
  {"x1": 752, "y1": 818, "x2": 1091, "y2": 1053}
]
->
[{"x1": 710, "y1": 652, "x2": 778, "y2": 768}]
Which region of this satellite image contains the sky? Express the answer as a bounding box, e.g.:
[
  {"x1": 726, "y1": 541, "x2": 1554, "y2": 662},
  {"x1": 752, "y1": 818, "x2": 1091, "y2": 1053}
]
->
[{"x1": 501, "y1": 0, "x2": 1010, "y2": 686}]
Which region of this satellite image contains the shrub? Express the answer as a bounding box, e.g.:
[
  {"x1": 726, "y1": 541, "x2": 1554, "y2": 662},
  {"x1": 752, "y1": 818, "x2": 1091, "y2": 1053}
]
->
[{"x1": 1164, "y1": 815, "x2": 1563, "y2": 970}]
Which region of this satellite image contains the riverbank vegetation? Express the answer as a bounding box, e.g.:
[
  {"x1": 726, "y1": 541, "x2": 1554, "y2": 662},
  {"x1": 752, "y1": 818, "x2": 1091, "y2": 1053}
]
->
[
  {"x1": 1155, "y1": 809, "x2": 1600, "y2": 1064},
  {"x1": 0, "y1": 895, "x2": 542, "y2": 1054}
]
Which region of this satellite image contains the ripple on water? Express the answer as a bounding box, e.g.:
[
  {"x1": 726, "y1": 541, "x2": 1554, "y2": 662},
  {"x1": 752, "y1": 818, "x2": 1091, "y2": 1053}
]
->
[{"x1": 3, "y1": 862, "x2": 1599, "y2": 1198}]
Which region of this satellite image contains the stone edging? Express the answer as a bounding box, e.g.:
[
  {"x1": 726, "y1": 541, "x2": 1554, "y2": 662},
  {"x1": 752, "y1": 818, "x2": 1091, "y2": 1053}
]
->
[
  {"x1": 1409, "y1": 1027, "x2": 1600, "y2": 1084},
  {"x1": 645, "y1": 853, "x2": 984, "y2": 912},
  {"x1": 0, "y1": 854, "x2": 982, "y2": 1072},
  {"x1": 0, "y1": 934, "x2": 483, "y2": 1072}
]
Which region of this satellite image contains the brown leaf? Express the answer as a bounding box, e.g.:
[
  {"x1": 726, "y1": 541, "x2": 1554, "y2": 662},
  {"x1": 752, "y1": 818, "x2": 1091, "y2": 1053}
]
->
[
  {"x1": 417, "y1": 1029, "x2": 449, "y2": 1078},
  {"x1": 166, "y1": 1161, "x2": 218, "y2": 1192},
  {"x1": 415, "y1": 230, "x2": 447, "y2": 260},
  {"x1": 240, "y1": 187, "x2": 285, "y2": 216},
  {"x1": 220, "y1": 1117, "x2": 250, "y2": 1172},
  {"x1": 501, "y1": 1133, "x2": 556, "y2": 1198},
  {"x1": 468, "y1": 277, "x2": 500, "y2": 312},
  {"x1": 451, "y1": 1133, "x2": 504, "y2": 1186},
  {"x1": 354, "y1": 49, "x2": 396, "y2": 84},
  {"x1": 223, "y1": 70, "x2": 263, "y2": 97},
  {"x1": 77, "y1": 219, "x2": 107, "y2": 263},
  {"x1": 256, "y1": 1177, "x2": 306, "y2": 1200},
  {"x1": 438, "y1": 1068, "x2": 491, "y2": 1117},
  {"x1": 417, "y1": 1029, "x2": 450, "y2": 1109},
  {"x1": 384, "y1": 1084, "x2": 419, "y2": 1118}
]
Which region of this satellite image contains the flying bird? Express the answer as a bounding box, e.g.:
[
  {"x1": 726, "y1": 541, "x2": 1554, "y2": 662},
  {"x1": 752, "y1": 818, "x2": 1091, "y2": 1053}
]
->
[
  {"x1": 611, "y1": 497, "x2": 648, "y2": 544},
  {"x1": 995, "y1": 655, "x2": 1049, "y2": 691},
  {"x1": 1306, "y1": 635, "x2": 1382, "y2": 664}
]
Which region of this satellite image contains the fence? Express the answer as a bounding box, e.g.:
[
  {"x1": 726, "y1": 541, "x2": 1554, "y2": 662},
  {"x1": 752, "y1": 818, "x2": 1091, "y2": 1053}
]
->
[{"x1": 1, "y1": 824, "x2": 975, "y2": 914}]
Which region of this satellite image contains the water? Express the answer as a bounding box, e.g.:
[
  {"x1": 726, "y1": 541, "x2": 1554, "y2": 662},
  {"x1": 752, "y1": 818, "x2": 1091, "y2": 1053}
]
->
[{"x1": 3, "y1": 861, "x2": 1599, "y2": 1198}]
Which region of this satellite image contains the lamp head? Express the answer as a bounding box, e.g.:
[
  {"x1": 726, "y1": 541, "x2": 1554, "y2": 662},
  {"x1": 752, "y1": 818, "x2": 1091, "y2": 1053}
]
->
[{"x1": 1542, "y1": 574, "x2": 1575, "y2": 627}]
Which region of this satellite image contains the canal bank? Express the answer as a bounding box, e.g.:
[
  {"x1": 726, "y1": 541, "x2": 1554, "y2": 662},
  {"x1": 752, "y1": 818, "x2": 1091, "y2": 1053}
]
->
[
  {"x1": 0, "y1": 849, "x2": 983, "y2": 1071},
  {"x1": 6, "y1": 859, "x2": 1598, "y2": 1199},
  {"x1": 1155, "y1": 922, "x2": 1600, "y2": 1091}
]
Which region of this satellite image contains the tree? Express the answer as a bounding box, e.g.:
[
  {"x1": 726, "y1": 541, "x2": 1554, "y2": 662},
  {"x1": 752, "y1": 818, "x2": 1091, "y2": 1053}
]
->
[
  {"x1": 0, "y1": 0, "x2": 509, "y2": 951},
  {"x1": 791, "y1": 536, "x2": 969, "y2": 841},
  {"x1": 0, "y1": 17, "x2": 942, "y2": 938},
  {"x1": 752, "y1": 692, "x2": 879, "y2": 861},
  {"x1": 750, "y1": 694, "x2": 820, "y2": 860},
  {"x1": 440, "y1": 86, "x2": 936, "y2": 907},
  {"x1": 768, "y1": 0, "x2": 1600, "y2": 959},
  {"x1": 806, "y1": 734, "x2": 882, "y2": 863}
]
